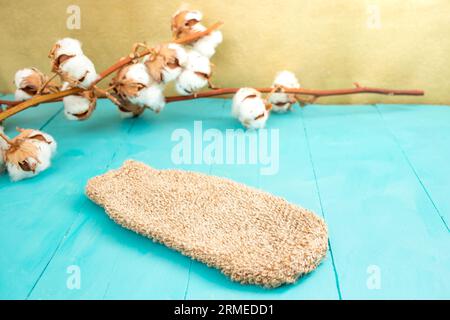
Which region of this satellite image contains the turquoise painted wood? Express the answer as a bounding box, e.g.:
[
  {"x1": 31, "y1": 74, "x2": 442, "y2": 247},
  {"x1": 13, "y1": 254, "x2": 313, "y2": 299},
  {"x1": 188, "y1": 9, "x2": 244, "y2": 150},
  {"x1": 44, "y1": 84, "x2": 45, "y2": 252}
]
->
[
  {"x1": 0, "y1": 96, "x2": 449, "y2": 299},
  {"x1": 301, "y1": 105, "x2": 450, "y2": 299}
]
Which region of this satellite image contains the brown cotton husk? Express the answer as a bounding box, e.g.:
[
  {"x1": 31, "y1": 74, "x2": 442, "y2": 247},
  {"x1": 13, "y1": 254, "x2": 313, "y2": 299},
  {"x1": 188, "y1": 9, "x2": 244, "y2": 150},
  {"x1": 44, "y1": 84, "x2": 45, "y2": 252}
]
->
[
  {"x1": 110, "y1": 65, "x2": 147, "y2": 100},
  {"x1": 49, "y1": 43, "x2": 75, "y2": 73},
  {"x1": 19, "y1": 68, "x2": 59, "y2": 95},
  {"x1": 114, "y1": 95, "x2": 145, "y2": 118},
  {"x1": 171, "y1": 10, "x2": 201, "y2": 40},
  {"x1": 144, "y1": 44, "x2": 179, "y2": 83}
]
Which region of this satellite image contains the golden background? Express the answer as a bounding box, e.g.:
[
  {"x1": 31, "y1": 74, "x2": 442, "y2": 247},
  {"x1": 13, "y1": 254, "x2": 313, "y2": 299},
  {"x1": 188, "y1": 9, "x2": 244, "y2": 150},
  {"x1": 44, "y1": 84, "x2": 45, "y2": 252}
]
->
[{"x1": 0, "y1": 0, "x2": 448, "y2": 104}]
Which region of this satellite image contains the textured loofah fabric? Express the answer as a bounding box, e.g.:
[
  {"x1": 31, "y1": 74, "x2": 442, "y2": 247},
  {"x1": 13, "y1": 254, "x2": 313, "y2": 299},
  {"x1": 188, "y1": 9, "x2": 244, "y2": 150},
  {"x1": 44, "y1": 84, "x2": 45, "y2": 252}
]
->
[{"x1": 86, "y1": 160, "x2": 328, "y2": 288}]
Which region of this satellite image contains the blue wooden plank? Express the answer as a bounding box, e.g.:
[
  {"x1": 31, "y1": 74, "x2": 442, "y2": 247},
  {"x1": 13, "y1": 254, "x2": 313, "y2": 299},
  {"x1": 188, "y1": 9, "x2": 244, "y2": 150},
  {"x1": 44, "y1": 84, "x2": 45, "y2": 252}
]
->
[
  {"x1": 185, "y1": 103, "x2": 340, "y2": 299},
  {"x1": 376, "y1": 104, "x2": 450, "y2": 230},
  {"x1": 301, "y1": 105, "x2": 450, "y2": 299},
  {"x1": 28, "y1": 99, "x2": 227, "y2": 299},
  {"x1": 0, "y1": 94, "x2": 62, "y2": 135},
  {"x1": 0, "y1": 98, "x2": 134, "y2": 299}
]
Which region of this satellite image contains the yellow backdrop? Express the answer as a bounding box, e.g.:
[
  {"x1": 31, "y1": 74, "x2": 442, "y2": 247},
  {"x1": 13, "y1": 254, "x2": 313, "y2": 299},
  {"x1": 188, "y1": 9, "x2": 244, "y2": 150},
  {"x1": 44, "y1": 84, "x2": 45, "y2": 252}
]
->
[{"x1": 0, "y1": 0, "x2": 449, "y2": 104}]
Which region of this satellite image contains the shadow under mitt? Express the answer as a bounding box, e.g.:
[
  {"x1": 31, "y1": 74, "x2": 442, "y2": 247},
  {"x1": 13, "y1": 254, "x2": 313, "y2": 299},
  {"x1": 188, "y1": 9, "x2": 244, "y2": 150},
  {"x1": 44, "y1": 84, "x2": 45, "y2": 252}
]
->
[{"x1": 86, "y1": 160, "x2": 328, "y2": 288}]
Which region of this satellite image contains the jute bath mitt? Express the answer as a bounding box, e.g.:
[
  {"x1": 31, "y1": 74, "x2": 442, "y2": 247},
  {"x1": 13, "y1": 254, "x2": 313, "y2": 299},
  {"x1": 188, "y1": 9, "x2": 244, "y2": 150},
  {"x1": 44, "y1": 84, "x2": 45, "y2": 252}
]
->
[{"x1": 86, "y1": 160, "x2": 328, "y2": 288}]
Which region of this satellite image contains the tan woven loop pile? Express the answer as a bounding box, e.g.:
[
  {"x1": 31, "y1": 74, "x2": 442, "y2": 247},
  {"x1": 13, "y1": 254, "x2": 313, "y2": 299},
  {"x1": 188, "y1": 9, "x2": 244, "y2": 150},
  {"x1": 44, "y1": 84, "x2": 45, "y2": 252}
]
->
[{"x1": 86, "y1": 160, "x2": 328, "y2": 288}]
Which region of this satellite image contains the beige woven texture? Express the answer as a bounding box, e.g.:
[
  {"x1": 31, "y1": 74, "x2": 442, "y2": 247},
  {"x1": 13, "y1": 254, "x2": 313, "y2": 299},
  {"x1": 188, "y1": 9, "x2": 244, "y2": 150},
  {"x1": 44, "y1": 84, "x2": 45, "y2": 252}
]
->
[{"x1": 86, "y1": 160, "x2": 328, "y2": 288}]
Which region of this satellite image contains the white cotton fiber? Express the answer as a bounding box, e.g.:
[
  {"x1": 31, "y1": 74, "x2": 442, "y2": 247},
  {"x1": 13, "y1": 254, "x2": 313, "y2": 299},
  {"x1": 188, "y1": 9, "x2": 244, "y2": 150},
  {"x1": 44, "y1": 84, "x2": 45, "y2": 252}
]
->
[
  {"x1": 61, "y1": 81, "x2": 89, "y2": 119},
  {"x1": 29, "y1": 129, "x2": 57, "y2": 156},
  {"x1": 268, "y1": 71, "x2": 300, "y2": 113},
  {"x1": 184, "y1": 10, "x2": 203, "y2": 22},
  {"x1": 14, "y1": 68, "x2": 34, "y2": 88},
  {"x1": 232, "y1": 88, "x2": 269, "y2": 129},
  {"x1": 185, "y1": 49, "x2": 211, "y2": 74},
  {"x1": 63, "y1": 94, "x2": 91, "y2": 120},
  {"x1": 14, "y1": 68, "x2": 36, "y2": 101},
  {"x1": 129, "y1": 84, "x2": 166, "y2": 113},
  {"x1": 161, "y1": 44, "x2": 188, "y2": 83},
  {"x1": 59, "y1": 54, "x2": 98, "y2": 88},
  {"x1": 122, "y1": 63, "x2": 166, "y2": 113},
  {"x1": 192, "y1": 27, "x2": 223, "y2": 58},
  {"x1": 15, "y1": 89, "x2": 33, "y2": 101},
  {"x1": 126, "y1": 63, "x2": 150, "y2": 84},
  {"x1": 175, "y1": 50, "x2": 211, "y2": 95},
  {"x1": 232, "y1": 88, "x2": 261, "y2": 118},
  {"x1": 54, "y1": 38, "x2": 84, "y2": 58},
  {"x1": 175, "y1": 70, "x2": 209, "y2": 95}
]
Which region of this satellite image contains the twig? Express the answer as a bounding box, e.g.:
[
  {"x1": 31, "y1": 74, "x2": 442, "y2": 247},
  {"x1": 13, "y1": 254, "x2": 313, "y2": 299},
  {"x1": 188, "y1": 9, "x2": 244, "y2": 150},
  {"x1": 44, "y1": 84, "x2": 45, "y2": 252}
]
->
[
  {"x1": 0, "y1": 85, "x2": 425, "y2": 122},
  {"x1": 165, "y1": 86, "x2": 425, "y2": 102},
  {"x1": 0, "y1": 88, "x2": 82, "y2": 121}
]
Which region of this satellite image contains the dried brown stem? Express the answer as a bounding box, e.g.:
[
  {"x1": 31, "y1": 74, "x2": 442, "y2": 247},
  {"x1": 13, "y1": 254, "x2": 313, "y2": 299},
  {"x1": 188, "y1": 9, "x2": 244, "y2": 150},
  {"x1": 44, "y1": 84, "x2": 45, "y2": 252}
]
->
[
  {"x1": 165, "y1": 86, "x2": 425, "y2": 102},
  {"x1": 0, "y1": 85, "x2": 425, "y2": 122}
]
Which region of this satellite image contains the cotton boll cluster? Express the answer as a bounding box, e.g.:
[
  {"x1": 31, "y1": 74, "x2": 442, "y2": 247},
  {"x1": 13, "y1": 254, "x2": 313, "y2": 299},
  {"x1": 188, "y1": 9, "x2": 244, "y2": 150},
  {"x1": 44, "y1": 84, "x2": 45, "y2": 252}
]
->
[
  {"x1": 49, "y1": 38, "x2": 98, "y2": 89},
  {"x1": 232, "y1": 88, "x2": 270, "y2": 130},
  {"x1": 175, "y1": 50, "x2": 211, "y2": 95},
  {"x1": 61, "y1": 82, "x2": 96, "y2": 121},
  {"x1": 14, "y1": 68, "x2": 58, "y2": 101},
  {"x1": 111, "y1": 63, "x2": 166, "y2": 114},
  {"x1": 268, "y1": 71, "x2": 300, "y2": 113},
  {"x1": 171, "y1": 9, "x2": 223, "y2": 58},
  {"x1": 0, "y1": 128, "x2": 57, "y2": 182}
]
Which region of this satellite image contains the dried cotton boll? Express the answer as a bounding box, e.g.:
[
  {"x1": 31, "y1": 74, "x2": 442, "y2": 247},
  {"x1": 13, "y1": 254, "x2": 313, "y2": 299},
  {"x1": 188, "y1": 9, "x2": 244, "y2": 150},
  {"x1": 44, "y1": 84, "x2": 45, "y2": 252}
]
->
[
  {"x1": 61, "y1": 83, "x2": 97, "y2": 121},
  {"x1": 59, "y1": 54, "x2": 98, "y2": 89},
  {"x1": 14, "y1": 68, "x2": 58, "y2": 101},
  {"x1": 171, "y1": 9, "x2": 204, "y2": 39},
  {"x1": 111, "y1": 64, "x2": 166, "y2": 113},
  {"x1": 14, "y1": 68, "x2": 35, "y2": 100},
  {"x1": 128, "y1": 84, "x2": 166, "y2": 113},
  {"x1": 175, "y1": 50, "x2": 211, "y2": 95},
  {"x1": 143, "y1": 43, "x2": 188, "y2": 84},
  {"x1": 2, "y1": 128, "x2": 57, "y2": 182},
  {"x1": 171, "y1": 9, "x2": 223, "y2": 58},
  {"x1": 51, "y1": 38, "x2": 84, "y2": 59},
  {"x1": 268, "y1": 71, "x2": 300, "y2": 113},
  {"x1": 49, "y1": 38, "x2": 97, "y2": 89},
  {"x1": 161, "y1": 44, "x2": 188, "y2": 83},
  {"x1": 232, "y1": 88, "x2": 270, "y2": 130}
]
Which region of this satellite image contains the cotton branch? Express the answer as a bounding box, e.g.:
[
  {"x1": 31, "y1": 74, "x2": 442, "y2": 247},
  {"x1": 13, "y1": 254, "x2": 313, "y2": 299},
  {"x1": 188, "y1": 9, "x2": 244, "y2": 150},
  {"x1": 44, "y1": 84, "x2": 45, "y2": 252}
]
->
[
  {"x1": 165, "y1": 85, "x2": 425, "y2": 103},
  {"x1": 0, "y1": 84, "x2": 425, "y2": 122},
  {"x1": 0, "y1": 22, "x2": 224, "y2": 122}
]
